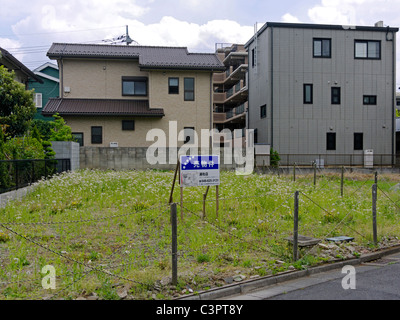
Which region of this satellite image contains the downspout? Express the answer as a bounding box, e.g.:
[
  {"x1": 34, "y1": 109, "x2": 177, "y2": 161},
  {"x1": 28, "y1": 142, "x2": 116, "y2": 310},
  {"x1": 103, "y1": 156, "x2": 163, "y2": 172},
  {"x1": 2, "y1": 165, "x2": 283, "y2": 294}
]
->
[
  {"x1": 387, "y1": 28, "x2": 396, "y2": 166},
  {"x1": 59, "y1": 58, "x2": 63, "y2": 98},
  {"x1": 392, "y1": 33, "x2": 395, "y2": 166},
  {"x1": 270, "y1": 26, "x2": 274, "y2": 149}
]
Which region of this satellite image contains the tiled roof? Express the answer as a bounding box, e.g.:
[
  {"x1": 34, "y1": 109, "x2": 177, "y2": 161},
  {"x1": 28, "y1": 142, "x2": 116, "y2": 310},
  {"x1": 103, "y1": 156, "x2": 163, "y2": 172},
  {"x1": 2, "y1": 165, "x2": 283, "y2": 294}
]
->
[
  {"x1": 42, "y1": 98, "x2": 165, "y2": 117},
  {"x1": 0, "y1": 47, "x2": 43, "y2": 83},
  {"x1": 47, "y1": 43, "x2": 226, "y2": 71}
]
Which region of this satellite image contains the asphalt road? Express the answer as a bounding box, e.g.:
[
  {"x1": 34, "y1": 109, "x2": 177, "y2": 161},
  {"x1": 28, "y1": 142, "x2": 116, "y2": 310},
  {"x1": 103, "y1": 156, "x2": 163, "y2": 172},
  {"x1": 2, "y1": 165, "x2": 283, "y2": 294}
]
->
[{"x1": 226, "y1": 252, "x2": 400, "y2": 300}]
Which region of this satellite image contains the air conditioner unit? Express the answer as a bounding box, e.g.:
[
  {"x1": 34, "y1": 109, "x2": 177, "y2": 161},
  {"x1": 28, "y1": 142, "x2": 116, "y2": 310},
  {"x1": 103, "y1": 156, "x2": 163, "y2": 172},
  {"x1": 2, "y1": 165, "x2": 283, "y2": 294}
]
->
[
  {"x1": 364, "y1": 149, "x2": 373, "y2": 168},
  {"x1": 314, "y1": 159, "x2": 324, "y2": 169}
]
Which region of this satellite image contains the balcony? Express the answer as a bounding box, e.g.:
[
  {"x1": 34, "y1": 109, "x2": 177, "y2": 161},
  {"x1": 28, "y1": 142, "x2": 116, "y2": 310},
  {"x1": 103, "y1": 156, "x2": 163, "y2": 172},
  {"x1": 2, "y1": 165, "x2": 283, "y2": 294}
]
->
[
  {"x1": 213, "y1": 64, "x2": 248, "y2": 86},
  {"x1": 213, "y1": 102, "x2": 248, "y2": 124},
  {"x1": 214, "y1": 80, "x2": 248, "y2": 106}
]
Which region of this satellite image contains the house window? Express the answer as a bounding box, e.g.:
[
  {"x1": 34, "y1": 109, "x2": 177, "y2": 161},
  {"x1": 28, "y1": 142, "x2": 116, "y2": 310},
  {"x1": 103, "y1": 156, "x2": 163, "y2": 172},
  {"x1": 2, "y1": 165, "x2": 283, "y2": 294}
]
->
[
  {"x1": 363, "y1": 95, "x2": 377, "y2": 105},
  {"x1": 260, "y1": 105, "x2": 267, "y2": 118},
  {"x1": 34, "y1": 93, "x2": 42, "y2": 108},
  {"x1": 91, "y1": 126, "x2": 102, "y2": 144},
  {"x1": 122, "y1": 77, "x2": 147, "y2": 96},
  {"x1": 327, "y1": 132, "x2": 336, "y2": 151},
  {"x1": 122, "y1": 120, "x2": 135, "y2": 131},
  {"x1": 331, "y1": 87, "x2": 341, "y2": 104},
  {"x1": 184, "y1": 78, "x2": 195, "y2": 101},
  {"x1": 354, "y1": 133, "x2": 364, "y2": 151},
  {"x1": 355, "y1": 40, "x2": 381, "y2": 59},
  {"x1": 169, "y1": 78, "x2": 179, "y2": 94},
  {"x1": 72, "y1": 133, "x2": 84, "y2": 147},
  {"x1": 313, "y1": 38, "x2": 331, "y2": 58},
  {"x1": 184, "y1": 127, "x2": 195, "y2": 144},
  {"x1": 304, "y1": 84, "x2": 313, "y2": 104}
]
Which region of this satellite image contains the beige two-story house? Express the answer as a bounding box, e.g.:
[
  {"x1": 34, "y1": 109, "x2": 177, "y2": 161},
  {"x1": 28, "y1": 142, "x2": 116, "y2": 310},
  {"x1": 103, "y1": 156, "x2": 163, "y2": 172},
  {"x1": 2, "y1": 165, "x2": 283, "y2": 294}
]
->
[{"x1": 42, "y1": 43, "x2": 225, "y2": 149}]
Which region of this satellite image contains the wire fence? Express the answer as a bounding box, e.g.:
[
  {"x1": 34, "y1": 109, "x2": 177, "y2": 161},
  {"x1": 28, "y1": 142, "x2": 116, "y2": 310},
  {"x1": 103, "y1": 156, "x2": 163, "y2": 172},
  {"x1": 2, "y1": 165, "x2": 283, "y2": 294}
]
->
[{"x1": 1, "y1": 167, "x2": 400, "y2": 300}]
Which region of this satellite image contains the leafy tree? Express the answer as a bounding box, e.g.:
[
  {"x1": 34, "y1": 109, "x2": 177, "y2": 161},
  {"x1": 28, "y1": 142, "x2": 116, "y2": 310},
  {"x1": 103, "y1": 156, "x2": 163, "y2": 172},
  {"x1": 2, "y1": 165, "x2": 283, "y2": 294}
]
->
[
  {"x1": 3, "y1": 136, "x2": 45, "y2": 160},
  {"x1": 270, "y1": 148, "x2": 281, "y2": 168},
  {"x1": 49, "y1": 113, "x2": 74, "y2": 141},
  {"x1": 29, "y1": 124, "x2": 55, "y2": 159},
  {"x1": 0, "y1": 127, "x2": 10, "y2": 190},
  {"x1": 30, "y1": 119, "x2": 55, "y2": 141},
  {"x1": 0, "y1": 65, "x2": 36, "y2": 137}
]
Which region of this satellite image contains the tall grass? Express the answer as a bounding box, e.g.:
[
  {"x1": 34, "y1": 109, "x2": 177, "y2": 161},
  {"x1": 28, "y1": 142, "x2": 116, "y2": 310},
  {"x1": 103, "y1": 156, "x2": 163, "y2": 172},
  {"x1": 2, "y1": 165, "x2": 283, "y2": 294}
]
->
[{"x1": 0, "y1": 168, "x2": 400, "y2": 299}]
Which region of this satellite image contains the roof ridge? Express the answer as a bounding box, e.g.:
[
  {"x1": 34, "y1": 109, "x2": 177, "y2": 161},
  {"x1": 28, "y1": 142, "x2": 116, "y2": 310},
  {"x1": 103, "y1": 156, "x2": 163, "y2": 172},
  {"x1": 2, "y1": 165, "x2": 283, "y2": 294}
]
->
[{"x1": 51, "y1": 42, "x2": 189, "y2": 50}]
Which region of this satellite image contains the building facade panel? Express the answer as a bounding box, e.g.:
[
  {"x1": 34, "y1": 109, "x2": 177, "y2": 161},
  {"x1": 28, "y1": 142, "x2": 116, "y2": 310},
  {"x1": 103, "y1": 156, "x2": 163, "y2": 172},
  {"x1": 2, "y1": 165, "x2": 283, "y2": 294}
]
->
[{"x1": 246, "y1": 22, "x2": 398, "y2": 165}]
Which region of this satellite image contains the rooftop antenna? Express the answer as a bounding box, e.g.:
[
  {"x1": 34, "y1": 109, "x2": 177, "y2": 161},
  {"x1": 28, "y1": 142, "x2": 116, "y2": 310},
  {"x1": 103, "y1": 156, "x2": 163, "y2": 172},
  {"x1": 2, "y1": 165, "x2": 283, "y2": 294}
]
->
[{"x1": 125, "y1": 25, "x2": 133, "y2": 45}]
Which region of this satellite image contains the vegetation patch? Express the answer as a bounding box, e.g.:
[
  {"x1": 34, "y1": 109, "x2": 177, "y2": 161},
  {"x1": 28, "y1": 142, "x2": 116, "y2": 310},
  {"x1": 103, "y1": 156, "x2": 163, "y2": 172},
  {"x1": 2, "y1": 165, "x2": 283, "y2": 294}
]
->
[{"x1": 1, "y1": 169, "x2": 400, "y2": 300}]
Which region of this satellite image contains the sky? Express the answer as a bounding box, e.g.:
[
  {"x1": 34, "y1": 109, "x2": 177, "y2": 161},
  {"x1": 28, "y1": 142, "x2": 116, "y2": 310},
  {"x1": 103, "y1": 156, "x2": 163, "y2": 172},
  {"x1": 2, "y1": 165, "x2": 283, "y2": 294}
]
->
[{"x1": 1, "y1": 0, "x2": 400, "y2": 86}]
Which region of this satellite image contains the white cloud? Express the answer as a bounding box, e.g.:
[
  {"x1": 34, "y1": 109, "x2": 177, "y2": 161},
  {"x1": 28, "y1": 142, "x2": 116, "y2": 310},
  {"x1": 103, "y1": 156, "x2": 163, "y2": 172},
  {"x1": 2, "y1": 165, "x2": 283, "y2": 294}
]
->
[
  {"x1": 125, "y1": 17, "x2": 253, "y2": 51},
  {"x1": 281, "y1": 13, "x2": 301, "y2": 23}
]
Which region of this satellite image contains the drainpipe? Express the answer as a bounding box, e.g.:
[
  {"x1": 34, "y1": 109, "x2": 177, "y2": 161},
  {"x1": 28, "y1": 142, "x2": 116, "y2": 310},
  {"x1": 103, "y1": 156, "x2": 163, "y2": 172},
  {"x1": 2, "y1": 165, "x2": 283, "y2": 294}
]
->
[
  {"x1": 392, "y1": 33, "x2": 395, "y2": 166},
  {"x1": 386, "y1": 28, "x2": 396, "y2": 165},
  {"x1": 59, "y1": 58, "x2": 63, "y2": 98},
  {"x1": 270, "y1": 26, "x2": 274, "y2": 149}
]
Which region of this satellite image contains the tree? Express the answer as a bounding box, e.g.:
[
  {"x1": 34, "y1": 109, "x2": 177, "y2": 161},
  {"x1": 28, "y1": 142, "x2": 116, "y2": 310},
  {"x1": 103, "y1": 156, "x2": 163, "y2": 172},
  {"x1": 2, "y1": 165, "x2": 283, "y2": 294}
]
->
[
  {"x1": 49, "y1": 113, "x2": 74, "y2": 141},
  {"x1": 0, "y1": 65, "x2": 36, "y2": 137},
  {"x1": 0, "y1": 126, "x2": 10, "y2": 190}
]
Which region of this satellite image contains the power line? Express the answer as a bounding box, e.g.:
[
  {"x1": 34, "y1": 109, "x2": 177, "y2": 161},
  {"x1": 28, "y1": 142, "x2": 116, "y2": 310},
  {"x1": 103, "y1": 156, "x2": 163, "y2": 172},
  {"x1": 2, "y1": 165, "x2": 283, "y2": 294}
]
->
[{"x1": 0, "y1": 25, "x2": 126, "y2": 38}]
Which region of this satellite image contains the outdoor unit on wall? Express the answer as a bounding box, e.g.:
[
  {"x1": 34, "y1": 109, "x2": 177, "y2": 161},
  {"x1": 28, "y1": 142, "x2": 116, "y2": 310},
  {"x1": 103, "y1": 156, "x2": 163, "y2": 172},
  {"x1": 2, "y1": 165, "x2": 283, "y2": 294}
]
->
[
  {"x1": 364, "y1": 149, "x2": 374, "y2": 168},
  {"x1": 314, "y1": 158, "x2": 324, "y2": 169},
  {"x1": 110, "y1": 142, "x2": 118, "y2": 148}
]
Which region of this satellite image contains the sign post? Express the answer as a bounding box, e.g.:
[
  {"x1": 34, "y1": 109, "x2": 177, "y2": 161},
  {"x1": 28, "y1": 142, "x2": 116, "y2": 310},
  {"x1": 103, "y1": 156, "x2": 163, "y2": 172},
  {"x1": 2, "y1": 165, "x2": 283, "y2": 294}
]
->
[
  {"x1": 180, "y1": 155, "x2": 220, "y2": 187},
  {"x1": 180, "y1": 155, "x2": 220, "y2": 218}
]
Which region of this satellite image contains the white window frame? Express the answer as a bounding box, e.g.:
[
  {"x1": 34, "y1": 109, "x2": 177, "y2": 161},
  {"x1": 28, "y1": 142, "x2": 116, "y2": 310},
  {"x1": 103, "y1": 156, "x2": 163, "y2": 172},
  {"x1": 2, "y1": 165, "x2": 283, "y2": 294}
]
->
[{"x1": 34, "y1": 93, "x2": 43, "y2": 108}]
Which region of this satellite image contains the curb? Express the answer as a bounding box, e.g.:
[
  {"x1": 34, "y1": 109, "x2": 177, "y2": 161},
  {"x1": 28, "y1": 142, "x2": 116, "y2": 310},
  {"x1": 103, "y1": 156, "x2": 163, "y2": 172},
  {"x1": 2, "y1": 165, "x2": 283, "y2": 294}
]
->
[{"x1": 177, "y1": 244, "x2": 400, "y2": 300}]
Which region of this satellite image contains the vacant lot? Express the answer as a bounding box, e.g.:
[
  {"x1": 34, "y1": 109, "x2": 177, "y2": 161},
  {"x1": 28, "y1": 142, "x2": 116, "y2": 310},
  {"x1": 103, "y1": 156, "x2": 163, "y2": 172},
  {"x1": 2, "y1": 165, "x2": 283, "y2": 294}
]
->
[{"x1": 1, "y1": 168, "x2": 400, "y2": 300}]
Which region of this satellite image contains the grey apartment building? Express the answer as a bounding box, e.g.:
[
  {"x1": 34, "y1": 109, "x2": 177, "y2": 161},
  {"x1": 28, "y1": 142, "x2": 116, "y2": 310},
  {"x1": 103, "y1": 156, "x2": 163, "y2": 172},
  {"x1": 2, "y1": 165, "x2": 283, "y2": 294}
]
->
[{"x1": 245, "y1": 22, "x2": 398, "y2": 167}]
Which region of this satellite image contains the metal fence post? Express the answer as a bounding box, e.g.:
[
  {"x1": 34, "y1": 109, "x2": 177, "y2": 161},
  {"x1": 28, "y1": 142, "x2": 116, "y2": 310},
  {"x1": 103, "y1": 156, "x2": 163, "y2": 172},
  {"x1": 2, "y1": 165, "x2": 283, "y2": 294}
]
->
[
  {"x1": 372, "y1": 184, "x2": 378, "y2": 245},
  {"x1": 341, "y1": 166, "x2": 344, "y2": 197},
  {"x1": 313, "y1": 162, "x2": 317, "y2": 186},
  {"x1": 171, "y1": 203, "x2": 178, "y2": 286},
  {"x1": 293, "y1": 191, "x2": 299, "y2": 262},
  {"x1": 15, "y1": 161, "x2": 19, "y2": 190},
  {"x1": 293, "y1": 163, "x2": 296, "y2": 182}
]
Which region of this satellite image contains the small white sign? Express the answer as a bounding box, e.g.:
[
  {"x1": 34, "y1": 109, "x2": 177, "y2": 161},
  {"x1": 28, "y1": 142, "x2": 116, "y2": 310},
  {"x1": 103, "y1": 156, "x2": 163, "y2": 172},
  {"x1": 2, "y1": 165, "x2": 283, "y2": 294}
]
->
[{"x1": 180, "y1": 155, "x2": 220, "y2": 187}]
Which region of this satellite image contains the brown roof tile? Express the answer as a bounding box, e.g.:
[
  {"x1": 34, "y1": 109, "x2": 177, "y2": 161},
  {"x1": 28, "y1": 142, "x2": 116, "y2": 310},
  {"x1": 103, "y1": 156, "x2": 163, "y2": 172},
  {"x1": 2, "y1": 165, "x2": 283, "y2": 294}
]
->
[
  {"x1": 42, "y1": 98, "x2": 164, "y2": 117},
  {"x1": 47, "y1": 43, "x2": 226, "y2": 71}
]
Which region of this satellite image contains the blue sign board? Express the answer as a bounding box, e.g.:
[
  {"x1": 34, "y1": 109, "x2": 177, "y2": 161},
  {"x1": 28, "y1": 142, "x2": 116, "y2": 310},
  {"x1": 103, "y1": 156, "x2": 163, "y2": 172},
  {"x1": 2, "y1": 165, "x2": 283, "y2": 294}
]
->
[{"x1": 180, "y1": 155, "x2": 220, "y2": 187}]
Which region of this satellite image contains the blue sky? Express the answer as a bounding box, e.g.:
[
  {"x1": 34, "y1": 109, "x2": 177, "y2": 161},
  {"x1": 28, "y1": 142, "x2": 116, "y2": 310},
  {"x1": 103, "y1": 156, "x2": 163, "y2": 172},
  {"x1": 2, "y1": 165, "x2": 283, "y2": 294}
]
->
[{"x1": 0, "y1": 0, "x2": 399, "y2": 86}]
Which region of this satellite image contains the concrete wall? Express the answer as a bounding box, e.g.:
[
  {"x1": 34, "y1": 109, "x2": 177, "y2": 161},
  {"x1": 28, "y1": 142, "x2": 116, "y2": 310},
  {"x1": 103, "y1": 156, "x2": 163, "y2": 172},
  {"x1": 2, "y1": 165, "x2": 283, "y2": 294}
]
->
[
  {"x1": 51, "y1": 141, "x2": 80, "y2": 171},
  {"x1": 79, "y1": 146, "x2": 250, "y2": 171}
]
